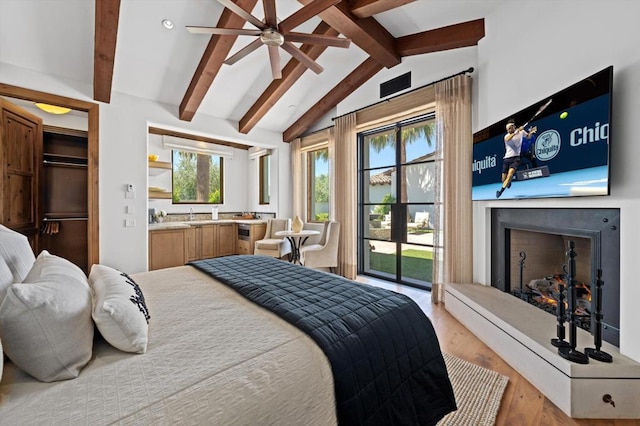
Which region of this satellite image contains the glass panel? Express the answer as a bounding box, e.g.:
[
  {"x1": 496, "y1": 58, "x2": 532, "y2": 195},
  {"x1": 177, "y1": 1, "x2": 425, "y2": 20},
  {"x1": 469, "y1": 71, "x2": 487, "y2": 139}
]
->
[
  {"x1": 308, "y1": 148, "x2": 329, "y2": 222},
  {"x1": 401, "y1": 119, "x2": 436, "y2": 163},
  {"x1": 364, "y1": 128, "x2": 396, "y2": 169},
  {"x1": 400, "y1": 243, "x2": 433, "y2": 287},
  {"x1": 172, "y1": 150, "x2": 222, "y2": 204},
  {"x1": 365, "y1": 207, "x2": 392, "y2": 240},
  {"x1": 406, "y1": 204, "x2": 434, "y2": 244},
  {"x1": 400, "y1": 162, "x2": 435, "y2": 203},
  {"x1": 364, "y1": 239, "x2": 397, "y2": 280},
  {"x1": 363, "y1": 168, "x2": 396, "y2": 204}
]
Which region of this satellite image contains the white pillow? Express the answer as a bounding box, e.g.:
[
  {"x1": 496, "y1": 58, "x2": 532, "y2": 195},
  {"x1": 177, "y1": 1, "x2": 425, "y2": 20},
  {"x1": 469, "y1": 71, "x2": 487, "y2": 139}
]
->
[
  {"x1": 89, "y1": 264, "x2": 150, "y2": 353},
  {"x1": 0, "y1": 225, "x2": 35, "y2": 283},
  {"x1": 0, "y1": 251, "x2": 93, "y2": 382},
  {"x1": 0, "y1": 257, "x2": 13, "y2": 303}
]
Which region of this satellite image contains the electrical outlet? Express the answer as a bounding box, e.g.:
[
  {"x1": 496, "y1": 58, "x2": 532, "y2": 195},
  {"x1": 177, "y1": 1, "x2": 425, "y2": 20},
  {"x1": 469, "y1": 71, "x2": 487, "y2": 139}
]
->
[{"x1": 125, "y1": 191, "x2": 135, "y2": 199}]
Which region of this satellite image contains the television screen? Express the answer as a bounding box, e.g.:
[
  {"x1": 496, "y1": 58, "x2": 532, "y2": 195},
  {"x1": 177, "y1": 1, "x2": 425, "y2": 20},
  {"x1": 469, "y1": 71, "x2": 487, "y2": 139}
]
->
[{"x1": 472, "y1": 66, "x2": 612, "y2": 201}]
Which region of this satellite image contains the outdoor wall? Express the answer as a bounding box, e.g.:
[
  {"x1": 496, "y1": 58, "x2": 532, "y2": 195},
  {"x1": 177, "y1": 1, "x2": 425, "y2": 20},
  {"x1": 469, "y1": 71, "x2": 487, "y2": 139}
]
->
[{"x1": 473, "y1": 0, "x2": 640, "y2": 362}]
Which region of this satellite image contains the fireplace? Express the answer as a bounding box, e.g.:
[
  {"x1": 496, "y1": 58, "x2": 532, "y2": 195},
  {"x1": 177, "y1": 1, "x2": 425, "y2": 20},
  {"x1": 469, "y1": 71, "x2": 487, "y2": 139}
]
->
[{"x1": 491, "y1": 208, "x2": 620, "y2": 346}]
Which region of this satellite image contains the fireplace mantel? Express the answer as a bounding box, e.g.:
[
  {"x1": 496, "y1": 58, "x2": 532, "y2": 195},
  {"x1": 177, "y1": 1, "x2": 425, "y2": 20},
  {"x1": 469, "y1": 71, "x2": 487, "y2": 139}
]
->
[{"x1": 445, "y1": 282, "x2": 640, "y2": 419}]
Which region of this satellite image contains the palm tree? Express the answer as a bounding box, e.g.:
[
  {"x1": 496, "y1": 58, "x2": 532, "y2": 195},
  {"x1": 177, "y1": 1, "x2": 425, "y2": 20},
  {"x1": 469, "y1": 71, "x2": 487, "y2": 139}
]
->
[{"x1": 368, "y1": 120, "x2": 435, "y2": 206}]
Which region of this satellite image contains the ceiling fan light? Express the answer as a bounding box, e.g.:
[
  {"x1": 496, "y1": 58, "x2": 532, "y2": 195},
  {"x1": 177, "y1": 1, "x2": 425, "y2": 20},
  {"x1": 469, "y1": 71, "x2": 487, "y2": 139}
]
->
[
  {"x1": 34, "y1": 103, "x2": 72, "y2": 115},
  {"x1": 260, "y1": 29, "x2": 284, "y2": 46}
]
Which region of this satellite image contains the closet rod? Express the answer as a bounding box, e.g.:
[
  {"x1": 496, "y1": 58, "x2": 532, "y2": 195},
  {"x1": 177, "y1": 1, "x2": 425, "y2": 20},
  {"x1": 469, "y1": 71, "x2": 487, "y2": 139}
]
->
[
  {"x1": 43, "y1": 160, "x2": 87, "y2": 167},
  {"x1": 43, "y1": 217, "x2": 88, "y2": 221}
]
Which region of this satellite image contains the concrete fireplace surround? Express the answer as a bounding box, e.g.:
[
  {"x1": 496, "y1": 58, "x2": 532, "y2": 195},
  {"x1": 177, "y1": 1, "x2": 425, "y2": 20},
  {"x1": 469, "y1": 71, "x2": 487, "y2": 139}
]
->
[{"x1": 445, "y1": 283, "x2": 640, "y2": 419}]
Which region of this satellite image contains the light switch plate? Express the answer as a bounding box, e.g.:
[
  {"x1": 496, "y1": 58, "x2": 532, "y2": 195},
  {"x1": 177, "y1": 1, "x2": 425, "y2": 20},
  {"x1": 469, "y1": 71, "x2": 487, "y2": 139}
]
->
[{"x1": 125, "y1": 219, "x2": 136, "y2": 227}]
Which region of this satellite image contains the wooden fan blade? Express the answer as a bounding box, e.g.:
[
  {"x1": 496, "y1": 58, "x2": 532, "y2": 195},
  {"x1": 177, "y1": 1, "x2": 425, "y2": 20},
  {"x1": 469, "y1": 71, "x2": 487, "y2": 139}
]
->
[
  {"x1": 263, "y1": 0, "x2": 277, "y2": 27},
  {"x1": 267, "y1": 45, "x2": 282, "y2": 79},
  {"x1": 278, "y1": 0, "x2": 339, "y2": 34},
  {"x1": 282, "y1": 41, "x2": 324, "y2": 74},
  {"x1": 225, "y1": 38, "x2": 263, "y2": 65},
  {"x1": 186, "y1": 26, "x2": 262, "y2": 36},
  {"x1": 217, "y1": 0, "x2": 266, "y2": 29},
  {"x1": 286, "y1": 32, "x2": 351, "y2": 48}
]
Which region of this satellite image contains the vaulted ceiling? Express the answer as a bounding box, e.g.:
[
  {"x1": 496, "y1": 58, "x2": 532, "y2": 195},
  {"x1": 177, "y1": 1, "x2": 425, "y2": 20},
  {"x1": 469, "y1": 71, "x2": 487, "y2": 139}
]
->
[{"x1": 1, "y1": 1, "x2": 505, "y2": 141}]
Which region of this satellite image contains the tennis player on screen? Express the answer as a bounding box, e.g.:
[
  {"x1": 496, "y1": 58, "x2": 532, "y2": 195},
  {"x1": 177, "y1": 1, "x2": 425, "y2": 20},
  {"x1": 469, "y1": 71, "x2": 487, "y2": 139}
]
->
[{"x1": 496, "y1": 119, "x2": 537, "y2": 198}]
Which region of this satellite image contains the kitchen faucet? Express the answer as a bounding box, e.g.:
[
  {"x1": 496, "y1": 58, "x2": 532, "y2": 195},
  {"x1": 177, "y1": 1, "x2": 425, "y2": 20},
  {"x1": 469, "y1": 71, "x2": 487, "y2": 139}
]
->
[{"x1": 189, "y1": 208, "x2": 195, "y2": 221}]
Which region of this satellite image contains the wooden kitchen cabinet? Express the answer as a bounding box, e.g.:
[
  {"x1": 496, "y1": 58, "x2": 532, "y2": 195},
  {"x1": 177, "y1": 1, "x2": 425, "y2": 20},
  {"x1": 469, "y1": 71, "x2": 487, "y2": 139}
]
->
[
  {"x1": 149, "y1": 229, "x2": 185, "y2": 270},
  {"x1": 216, "y1": 222, "x2": 236, "y2": 256},
  {"x1": 185, "y1": 224, "x2": 215, "y2": 261}
]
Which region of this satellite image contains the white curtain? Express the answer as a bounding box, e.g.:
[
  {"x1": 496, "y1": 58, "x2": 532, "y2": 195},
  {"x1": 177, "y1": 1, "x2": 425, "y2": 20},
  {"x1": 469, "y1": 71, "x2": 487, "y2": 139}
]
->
[
  {"x1": 290, "y1": 138, "x2": 304, "y2": 219},
  {"x1": 432, "y1": 75, "x2": 473, "y2": 303},
  {"x1": 328, "y1": 128, "x2": 336, "y2": 221},
  {"x1": 334, "y1": 113, "x2": 357, "y2": 279}
]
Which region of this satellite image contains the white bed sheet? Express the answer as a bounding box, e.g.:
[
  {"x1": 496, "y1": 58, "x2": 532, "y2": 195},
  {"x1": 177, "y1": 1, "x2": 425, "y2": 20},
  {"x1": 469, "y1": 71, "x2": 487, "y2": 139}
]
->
[{"x1": 0, "y1": 266, "x2": 337, "y2": 425}]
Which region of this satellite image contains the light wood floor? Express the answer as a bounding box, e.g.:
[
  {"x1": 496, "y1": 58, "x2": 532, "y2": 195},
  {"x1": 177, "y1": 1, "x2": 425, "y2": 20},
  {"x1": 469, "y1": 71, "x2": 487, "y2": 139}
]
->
[{"x1": 357, "y1": 276, "x2": 640, "y2": 426}]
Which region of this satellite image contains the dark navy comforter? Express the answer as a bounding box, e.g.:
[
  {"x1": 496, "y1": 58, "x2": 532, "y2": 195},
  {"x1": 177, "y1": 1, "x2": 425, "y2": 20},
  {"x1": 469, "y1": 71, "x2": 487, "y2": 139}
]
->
[{"x1": 189, "y1": 255, "x2": 456, "y2": 425}]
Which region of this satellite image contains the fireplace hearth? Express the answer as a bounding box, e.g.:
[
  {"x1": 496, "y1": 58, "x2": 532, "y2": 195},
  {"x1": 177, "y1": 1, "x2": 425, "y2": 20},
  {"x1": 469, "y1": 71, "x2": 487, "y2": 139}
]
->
[{"x1": 491, "y1": 208, "x2": 620, "y2": 346}]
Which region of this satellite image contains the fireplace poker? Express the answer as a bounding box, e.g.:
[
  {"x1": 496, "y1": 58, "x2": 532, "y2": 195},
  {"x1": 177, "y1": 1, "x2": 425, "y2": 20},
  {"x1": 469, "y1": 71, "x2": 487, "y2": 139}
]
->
[
  {"x1": 585, "y1": 269, "x2": 613, "y2": 362},
  {"x1": 519, "y1": 251, "x2": 527, "y2": 301},
  {"x1": 558, "y1": 241, "x2": 589, "y2": 364}
]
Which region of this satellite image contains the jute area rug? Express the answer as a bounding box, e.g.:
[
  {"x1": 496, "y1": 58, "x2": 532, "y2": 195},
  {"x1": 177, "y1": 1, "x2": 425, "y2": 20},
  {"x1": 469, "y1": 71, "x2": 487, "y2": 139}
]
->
[{"x1": 437, "y1": 353, "x2": 509, "y2": 426}]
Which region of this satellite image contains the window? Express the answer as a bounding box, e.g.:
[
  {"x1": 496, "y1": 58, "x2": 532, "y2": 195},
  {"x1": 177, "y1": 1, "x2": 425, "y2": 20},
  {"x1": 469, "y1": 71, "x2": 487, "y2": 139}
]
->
[
  {"x1": 307, "y1": 147, "x2": 329, "y2": 222},
  {"x1": 171, "y1": 150, "x2": 223, "y2": 204},
  {"x1": 358, "y1": 114, "x2": 436, "y2": 289},
  {"x1": 259, "y1": 154, "x2": 270, "y2": 205}
]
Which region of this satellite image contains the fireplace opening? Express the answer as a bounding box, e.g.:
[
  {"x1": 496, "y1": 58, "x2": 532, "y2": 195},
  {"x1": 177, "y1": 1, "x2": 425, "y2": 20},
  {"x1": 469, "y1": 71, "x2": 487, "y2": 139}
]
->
[
  {"x1": 509, "y1": 231, "x2": 592, "y2": 331},
  {"x1": 491, "y1": 208, "x2": 620, "y2": 346}
]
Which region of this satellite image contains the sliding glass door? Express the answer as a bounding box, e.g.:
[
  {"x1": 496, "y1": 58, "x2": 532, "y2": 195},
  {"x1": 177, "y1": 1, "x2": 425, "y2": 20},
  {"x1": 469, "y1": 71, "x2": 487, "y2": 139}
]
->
[{"x1": 358, "y1": 114, "x2": 436, "y2": 289}]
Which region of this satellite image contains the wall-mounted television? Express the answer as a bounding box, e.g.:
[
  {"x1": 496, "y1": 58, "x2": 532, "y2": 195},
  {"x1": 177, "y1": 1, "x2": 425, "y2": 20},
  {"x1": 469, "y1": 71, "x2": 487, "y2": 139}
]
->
[{"x1": 472, "y1": 66, "x2": 612, "y2": 201}]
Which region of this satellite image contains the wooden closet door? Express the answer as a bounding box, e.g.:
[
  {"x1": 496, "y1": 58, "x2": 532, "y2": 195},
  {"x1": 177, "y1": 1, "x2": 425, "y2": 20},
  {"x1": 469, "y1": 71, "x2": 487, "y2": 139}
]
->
[{"x1": 0, "y1": 98, "x2": 43, "y2": 249}]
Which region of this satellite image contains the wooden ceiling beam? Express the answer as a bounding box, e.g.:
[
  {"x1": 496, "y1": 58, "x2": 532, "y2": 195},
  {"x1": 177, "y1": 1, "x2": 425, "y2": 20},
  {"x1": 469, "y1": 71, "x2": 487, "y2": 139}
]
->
[
  {"x1": 179, "y1": 0, "x2": 259, "y2": 122},
  {"x1": 93, "y1": 0, "x2": 121, "y2": 103},
  {"x1": 283, "y1": 57, "x2": 383, "y2": 142},
  {"x1": 298, "y1": 0, "x2": 400, "y2": 68},
  {"x1": 239, "y1": 22, "x2": 339, "y2": 134},
  {"x1": 348, "y1": 0, "x2": 415, "y2": 18},
  {"x1": 396, "y1": 18, "x2": 485, "y2": 56}
]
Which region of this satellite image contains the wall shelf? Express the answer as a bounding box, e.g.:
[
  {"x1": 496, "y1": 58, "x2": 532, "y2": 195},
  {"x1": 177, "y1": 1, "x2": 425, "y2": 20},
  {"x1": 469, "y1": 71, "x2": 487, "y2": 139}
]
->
[
  {"x1": 149, "y1": 160, "x2": 171, "y2": 176},
  {"x1": 149, "y1": 189, "x2": 172, "y2": 199}
]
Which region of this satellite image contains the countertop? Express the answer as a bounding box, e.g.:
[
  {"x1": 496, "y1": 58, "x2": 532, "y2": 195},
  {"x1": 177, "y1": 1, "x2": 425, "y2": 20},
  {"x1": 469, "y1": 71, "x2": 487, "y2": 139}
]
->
[{"x1": 148, "y1": 219, "x2": 267, "y2": 231}]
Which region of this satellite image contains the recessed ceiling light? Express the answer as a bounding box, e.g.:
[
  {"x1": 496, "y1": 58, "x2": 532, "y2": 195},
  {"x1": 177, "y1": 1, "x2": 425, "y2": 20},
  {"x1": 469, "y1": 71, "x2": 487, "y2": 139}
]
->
[{"x1": 162, "y1": 19, "x2": 174, "y2": 30}]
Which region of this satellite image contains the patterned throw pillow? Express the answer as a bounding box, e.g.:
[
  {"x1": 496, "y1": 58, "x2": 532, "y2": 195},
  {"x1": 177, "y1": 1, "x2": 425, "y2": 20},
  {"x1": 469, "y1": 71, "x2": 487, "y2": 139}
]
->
[
  {"x1": 89, "y1": 264, "x2": 150, "y2": 353},
  {"x1": 0, "y1": 251, "x2": 93, "y2": 382}
]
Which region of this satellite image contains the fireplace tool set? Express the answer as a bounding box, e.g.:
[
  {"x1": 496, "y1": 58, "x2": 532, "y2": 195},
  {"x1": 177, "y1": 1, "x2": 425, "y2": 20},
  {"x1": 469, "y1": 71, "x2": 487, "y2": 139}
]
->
[{"x1": 551, "y1": 241, "x2": 613, "y2": 364}]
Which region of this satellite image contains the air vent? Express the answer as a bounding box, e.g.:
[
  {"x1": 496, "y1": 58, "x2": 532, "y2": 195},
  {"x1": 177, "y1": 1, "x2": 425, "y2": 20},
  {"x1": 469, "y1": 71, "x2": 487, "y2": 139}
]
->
[{"x1": 380, "y1": 72, "x2": 411, "y2": 98}]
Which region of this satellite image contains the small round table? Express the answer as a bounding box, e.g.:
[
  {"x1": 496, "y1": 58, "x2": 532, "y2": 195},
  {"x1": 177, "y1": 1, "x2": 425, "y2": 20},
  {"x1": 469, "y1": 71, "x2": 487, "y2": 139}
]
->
[{"x1": 275, "y1": 230, "x2": 320, "y2": 265}]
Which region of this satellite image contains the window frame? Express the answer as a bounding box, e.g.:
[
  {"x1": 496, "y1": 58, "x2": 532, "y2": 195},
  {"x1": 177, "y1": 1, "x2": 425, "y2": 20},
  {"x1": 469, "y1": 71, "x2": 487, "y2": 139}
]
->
[
  {"x1": 258, "y1": 154, "x2": 270, "y2": 205},
  {"x1": 305, "y1": 146, "x2": 330, "y2": 223},
  {"x1": 170, "y1": 149, "x2": 224, "y2": 204}
]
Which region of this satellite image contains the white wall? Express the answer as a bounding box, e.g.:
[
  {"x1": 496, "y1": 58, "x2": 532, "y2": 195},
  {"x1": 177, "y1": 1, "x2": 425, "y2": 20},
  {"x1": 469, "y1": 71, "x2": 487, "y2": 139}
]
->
[
  {"x1": 472, "y1": 0, "x2": 640, "y2": 362},
  {"x1": 0, "y1": 61, "x2": 290, "y2": 274}
]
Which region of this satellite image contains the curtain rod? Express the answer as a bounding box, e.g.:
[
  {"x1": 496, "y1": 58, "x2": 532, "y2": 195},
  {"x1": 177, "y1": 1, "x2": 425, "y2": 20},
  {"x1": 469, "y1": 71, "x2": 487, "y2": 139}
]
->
[{"x1": 331, "y1": 66, "x2": 474, "y2": 122}]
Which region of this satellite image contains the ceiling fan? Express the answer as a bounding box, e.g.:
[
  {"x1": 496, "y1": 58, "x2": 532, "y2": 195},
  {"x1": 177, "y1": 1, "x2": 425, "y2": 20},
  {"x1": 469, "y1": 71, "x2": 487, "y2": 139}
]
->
[{"x1": 187, "y1": 0, "x2": 351, "y2": 79}]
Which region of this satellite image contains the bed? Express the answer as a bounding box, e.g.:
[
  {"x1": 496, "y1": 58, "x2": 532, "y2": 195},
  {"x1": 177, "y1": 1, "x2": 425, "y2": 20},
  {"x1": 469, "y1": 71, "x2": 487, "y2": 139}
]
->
[{"x1": 0, "y1": 251, "x2": 456, "y2": 425}]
